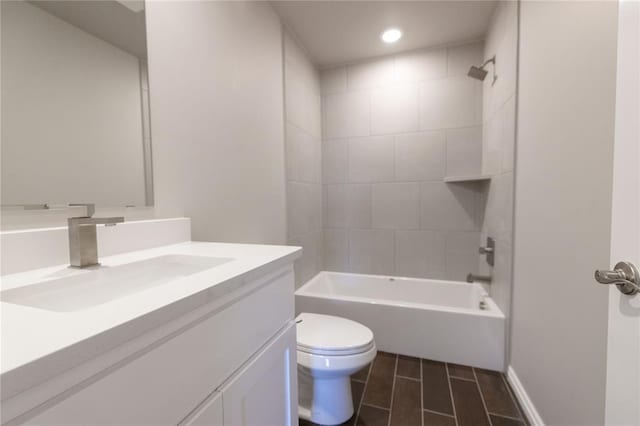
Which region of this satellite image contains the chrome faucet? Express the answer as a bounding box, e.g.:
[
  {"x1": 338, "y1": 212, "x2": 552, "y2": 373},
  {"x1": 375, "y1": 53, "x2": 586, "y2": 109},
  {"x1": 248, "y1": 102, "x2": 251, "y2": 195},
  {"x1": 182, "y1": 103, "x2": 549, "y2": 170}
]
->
[
  {"x1": 467, "y1": 273, "x2": 492, "y2": 284},
  {"x1": 68, "y1": 204, "x2": 124, "y2": 268}
]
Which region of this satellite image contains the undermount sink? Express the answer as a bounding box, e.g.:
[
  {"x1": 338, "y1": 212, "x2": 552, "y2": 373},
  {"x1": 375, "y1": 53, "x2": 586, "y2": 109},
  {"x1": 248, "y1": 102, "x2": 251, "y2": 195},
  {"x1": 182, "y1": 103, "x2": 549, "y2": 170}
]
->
[{"x1": 0, "y1": 255, "x2": 232, "y2": 312}]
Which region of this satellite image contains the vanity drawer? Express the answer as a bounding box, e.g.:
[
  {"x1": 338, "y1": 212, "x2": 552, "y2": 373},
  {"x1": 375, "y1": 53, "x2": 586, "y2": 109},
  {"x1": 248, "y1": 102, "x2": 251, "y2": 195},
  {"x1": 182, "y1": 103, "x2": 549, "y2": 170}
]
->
[{"x1": 26, "y1": 267, "x2": 294, "y2": 425}]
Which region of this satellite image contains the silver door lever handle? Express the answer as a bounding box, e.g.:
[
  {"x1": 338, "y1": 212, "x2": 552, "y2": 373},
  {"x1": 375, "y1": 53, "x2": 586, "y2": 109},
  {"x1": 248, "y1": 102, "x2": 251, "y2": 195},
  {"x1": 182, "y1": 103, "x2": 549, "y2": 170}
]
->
[{"x1": 595, "y1": 261, "x2": 640, "y2": 295}]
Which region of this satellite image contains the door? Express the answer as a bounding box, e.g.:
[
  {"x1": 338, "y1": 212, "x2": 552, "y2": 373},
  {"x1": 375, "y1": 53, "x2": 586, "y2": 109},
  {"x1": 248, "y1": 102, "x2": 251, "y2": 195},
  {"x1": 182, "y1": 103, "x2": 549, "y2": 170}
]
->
[
  {"x1": 220, "y1": 323, "x2": 298, "y2": 426},
  {"x1": 603, "y1": 1, "x2": 640, "y2": 425}
]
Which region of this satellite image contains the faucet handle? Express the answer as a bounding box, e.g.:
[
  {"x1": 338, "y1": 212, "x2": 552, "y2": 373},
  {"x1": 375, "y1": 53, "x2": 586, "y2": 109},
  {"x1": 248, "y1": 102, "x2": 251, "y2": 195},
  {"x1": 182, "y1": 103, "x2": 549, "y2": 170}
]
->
[{"x1": 69, "y1": 203, "x2": 95, "y2": 217}]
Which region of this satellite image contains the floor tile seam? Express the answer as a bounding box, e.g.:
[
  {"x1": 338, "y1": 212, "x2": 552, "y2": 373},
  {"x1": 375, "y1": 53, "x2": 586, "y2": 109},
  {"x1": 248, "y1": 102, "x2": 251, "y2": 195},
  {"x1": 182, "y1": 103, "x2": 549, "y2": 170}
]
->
[
  {"x1": 444, "y1": 363, "x2": 459, "y2": 426},
  {"x1": 387, "y1": 354, "x2": 399, "y2": 426},
  {"x1": 423, "y1": 408, "x2": 456, "y2": 418},
  {"x1": 354, "y1": 363, "x2": 375, "y2": 425},
  {"x1": 488, "y1": 412, "x2": 525, "y2": 422},
  {"x1": 471, "y1": 368, "x2": 494, "y2": 426}
]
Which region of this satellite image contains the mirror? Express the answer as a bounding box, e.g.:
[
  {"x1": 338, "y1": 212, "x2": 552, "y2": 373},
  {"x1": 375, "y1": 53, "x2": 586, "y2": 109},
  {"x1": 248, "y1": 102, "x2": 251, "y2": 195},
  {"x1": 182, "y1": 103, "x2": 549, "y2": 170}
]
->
[{"x1": 1, "y1": 0, "x2": 152, "y2": 207}]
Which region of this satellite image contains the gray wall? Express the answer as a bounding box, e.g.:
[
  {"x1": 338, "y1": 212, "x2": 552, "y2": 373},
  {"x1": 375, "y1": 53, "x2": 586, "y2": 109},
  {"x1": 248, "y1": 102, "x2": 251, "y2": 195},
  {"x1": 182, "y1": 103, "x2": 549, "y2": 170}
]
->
[
  {"x1": 320, "y1": 42, "x2": 486, "y2": 281},
  {"x1": 283, "y1": 29, "x2": 323, "y2": 287},
  {"x1": 146, "y1": 1, "x2": 287, "y2": 244},
  {"x1": 511, "y1": 1, "x2": 618, "y2": 424}
]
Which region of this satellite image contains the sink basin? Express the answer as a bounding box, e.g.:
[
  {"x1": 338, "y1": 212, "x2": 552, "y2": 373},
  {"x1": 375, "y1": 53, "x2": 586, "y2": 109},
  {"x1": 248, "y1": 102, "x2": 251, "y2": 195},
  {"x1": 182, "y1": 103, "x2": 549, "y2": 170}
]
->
[{"x1": 0, "y1": 255, "x2": 232, "y2": 312}]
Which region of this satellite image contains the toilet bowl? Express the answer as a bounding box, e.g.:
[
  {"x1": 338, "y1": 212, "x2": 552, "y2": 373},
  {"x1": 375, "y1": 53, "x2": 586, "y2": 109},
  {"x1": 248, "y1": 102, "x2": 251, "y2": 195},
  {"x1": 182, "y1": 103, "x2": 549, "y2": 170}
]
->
[{"x1": 296, "y1": 313, "x2": 376, "y2": 425}]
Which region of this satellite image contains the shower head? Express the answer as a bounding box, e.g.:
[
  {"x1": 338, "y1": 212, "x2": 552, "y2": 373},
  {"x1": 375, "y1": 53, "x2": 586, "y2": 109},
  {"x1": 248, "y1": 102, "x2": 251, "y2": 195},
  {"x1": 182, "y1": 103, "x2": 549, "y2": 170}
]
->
[
  {"x1": 467, "y1": 56, "x2": 497, "y2": 83},
  {"x1": 467, "y1": 66, "x2": 489, "y2": 81}
]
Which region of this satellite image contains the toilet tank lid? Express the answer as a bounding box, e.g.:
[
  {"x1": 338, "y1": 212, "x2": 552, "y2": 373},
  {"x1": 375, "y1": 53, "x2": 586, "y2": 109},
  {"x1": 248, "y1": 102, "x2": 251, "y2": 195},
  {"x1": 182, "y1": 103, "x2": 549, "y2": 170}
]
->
[{"x1": 296, "y1": 313, "x2": 374, "y2": 353}]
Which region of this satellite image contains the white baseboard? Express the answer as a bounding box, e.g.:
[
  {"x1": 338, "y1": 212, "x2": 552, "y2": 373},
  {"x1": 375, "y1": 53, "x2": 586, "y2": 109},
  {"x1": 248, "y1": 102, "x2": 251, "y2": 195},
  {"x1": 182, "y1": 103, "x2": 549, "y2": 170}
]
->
[{"x1": 507, "y1": 365, "x2": 545, "y2": 426}]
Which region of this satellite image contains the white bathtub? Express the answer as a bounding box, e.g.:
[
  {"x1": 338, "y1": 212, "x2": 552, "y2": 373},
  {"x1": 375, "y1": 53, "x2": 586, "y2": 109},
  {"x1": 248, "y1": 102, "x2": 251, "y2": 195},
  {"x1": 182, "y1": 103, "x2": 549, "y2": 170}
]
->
[{"x1": 295, "y1": 271, "x2": 505, "y2": 371}]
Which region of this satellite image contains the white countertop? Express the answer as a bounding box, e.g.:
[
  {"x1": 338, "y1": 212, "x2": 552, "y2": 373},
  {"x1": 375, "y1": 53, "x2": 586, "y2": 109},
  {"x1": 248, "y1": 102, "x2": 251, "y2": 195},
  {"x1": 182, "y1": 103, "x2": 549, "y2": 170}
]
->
[{"x1": 0, "y1": 241, "x2": 301, "y2": 399}]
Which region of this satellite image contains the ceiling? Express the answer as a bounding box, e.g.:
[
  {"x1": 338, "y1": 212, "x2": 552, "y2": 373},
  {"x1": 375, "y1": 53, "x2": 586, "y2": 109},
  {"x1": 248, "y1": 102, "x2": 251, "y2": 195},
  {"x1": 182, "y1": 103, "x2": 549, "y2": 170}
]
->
[
  {"x1": 271, "y1": 1, "x2": 497, "y2": 68},
  {"x1": 30, "y1": 1, "x2": 147, "y2": 59}
]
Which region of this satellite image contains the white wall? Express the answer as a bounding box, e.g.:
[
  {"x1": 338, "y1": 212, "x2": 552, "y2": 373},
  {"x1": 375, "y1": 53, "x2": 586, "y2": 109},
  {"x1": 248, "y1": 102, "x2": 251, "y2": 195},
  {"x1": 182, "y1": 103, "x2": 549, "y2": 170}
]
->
[
  {"x1": 320, "y1": 42, "x2": 485, "y2": 281},
  {"x1": 478, "y1": 1, "x2": 518, "y2": 320},
  {"x1": 146, "y1": 1, "x2": 286, "y2": 244},
  {"x1": 511, "y1": 1, "x2": 618, "y2": 424},
  {"x1": 1, "y1": 1, "x2": 146, "y2": 207},
  {"x1": 283, "y1": 30, "x2": 323, "y2": 287}
]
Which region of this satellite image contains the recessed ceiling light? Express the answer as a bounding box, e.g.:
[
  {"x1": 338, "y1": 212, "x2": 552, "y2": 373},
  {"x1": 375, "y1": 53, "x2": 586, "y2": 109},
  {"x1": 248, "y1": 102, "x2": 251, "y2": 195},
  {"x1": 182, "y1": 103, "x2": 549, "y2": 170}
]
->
[{"x1": 381, "y1": 28, "x2": 402, "y2": 44}]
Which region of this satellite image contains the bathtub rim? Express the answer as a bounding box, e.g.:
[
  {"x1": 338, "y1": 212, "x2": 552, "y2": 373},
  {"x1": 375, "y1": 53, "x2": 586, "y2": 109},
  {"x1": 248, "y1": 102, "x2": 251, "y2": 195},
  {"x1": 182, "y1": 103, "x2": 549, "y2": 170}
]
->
[{"x1": 296, "y1": 270, "x2": 505, "y2": 319}]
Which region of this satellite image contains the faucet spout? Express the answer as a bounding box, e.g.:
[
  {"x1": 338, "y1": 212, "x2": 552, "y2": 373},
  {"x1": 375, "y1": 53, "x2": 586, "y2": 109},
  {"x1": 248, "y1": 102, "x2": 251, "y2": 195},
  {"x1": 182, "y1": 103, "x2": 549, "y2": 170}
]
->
[{"x1": 67, "y1": 204, "x2": 124, "y2": 268}]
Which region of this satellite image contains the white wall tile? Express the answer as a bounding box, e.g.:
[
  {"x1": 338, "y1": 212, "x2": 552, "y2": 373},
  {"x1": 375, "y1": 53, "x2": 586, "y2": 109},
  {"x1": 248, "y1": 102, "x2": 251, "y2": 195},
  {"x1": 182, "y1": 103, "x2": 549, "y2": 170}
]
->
[
  {"x1": 286, "y1": 123, "x2": 321, "y2": 183},
  {"x1": 395, "y1": 130, "x2": 446, "y2": 181},
  {"x1": 283, "y1": 28, "x2": 323, "y2": 283},
  {"x1": 482, "y1": 107, "x2": 503, "y2": 175},
  {"x1": 395, "y1": 230, "x2": 446, "y2": 278},
  {"x1": 421, "y1": 77, "x2": 482, "y2": 130},
  {"x1": 323, "y1": 91, "x2": 370, "y2": 139},
  {"x1": 318, "y1": 40, "x2": 499, "y2": 281},
  {"x1": 324, "y1": 228, "x2": 350, "y2": 272},
  {"x1": 446, "y1": 126, "x2": 482, "y2": 177},
  {"x1": 287, "y1": 182, "x2": 315, "y2": 238},
  {"x1": 348, "y1": 135, "x2": 395, "y2": 182},
  {"x1": 420, "y1": 182, "x2": 480, "y2": 231},
  {"x1": 502, "y1": 95, "x2": 516, "y2": 172},
  {"x1": 325, "y1": 184, "x2": 371, "y2": 228},
  {"x1": 286, "y1": 68, "x2": 322, "y2": 139},
  {"x1": 310, "y1": 183, "x2": 323, "y2": 231},
  {"x1": 370, "y1": 84, "x2": 420, "y2": 135},
  {"x1": 372, "y1": 182, "x2": 420, "y2": 229},
  {"x1": 290, "y1": 231, "x2": 321, "y2": 287},
  {"x1": 445, "y1": 230, "x2": 481, "y2": 281},
  {"x1": 321, "y1": 66, "x2": 347, "y2": 95},
  {"x1": 349, "y1": 229, "x2": 395, "y2": 275},
  {"x1": 447, "y1": 42, "x2": 484, "y2": 77},
  {"x1": 322, "y1": 139, "x2": 348, "y2": 183},
  {"x1": 484, "y1": 173, "x2": 513, "y2": 242},
  {"x1": 395, "y1": 47, "x2": 447, "y2": 82},
  {"x1": 347, "y1": 57, "x2": 395, "y2": 90},
  {"x1": 488, "y1": 238, "x2": 512, "y2": 314}
]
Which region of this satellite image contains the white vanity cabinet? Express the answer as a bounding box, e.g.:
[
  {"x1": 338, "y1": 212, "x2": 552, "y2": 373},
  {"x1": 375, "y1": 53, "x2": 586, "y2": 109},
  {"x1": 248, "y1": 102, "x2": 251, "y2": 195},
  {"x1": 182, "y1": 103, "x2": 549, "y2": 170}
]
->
[
  {"x1": 184, "y1": 324, "x2": 297, "y2": 426},
  {"x1": 20, "y1": 266, "x2": 298, "y2": 426}
]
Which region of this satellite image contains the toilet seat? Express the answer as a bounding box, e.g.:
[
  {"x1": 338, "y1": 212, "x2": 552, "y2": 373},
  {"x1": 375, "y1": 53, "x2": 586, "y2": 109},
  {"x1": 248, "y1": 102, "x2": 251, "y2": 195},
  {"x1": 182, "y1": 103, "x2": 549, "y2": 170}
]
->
[{"x1": 296, "y1": 313, "x2": 374, "y2": 356}]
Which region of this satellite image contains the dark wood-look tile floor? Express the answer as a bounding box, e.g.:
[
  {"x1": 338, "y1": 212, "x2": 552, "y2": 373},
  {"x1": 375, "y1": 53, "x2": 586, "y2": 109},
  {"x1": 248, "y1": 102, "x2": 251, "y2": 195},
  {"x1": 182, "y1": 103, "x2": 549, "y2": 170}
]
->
[{"x1": 300, "y1": 352, "x2": 529, "y2": 426}]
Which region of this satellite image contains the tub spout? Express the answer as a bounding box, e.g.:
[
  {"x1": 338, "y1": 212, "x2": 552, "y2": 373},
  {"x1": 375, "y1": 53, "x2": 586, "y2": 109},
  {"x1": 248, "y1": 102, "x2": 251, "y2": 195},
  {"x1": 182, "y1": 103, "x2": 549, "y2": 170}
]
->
[{"x1": 467, "y1": 273, "x2": 492, "y2": 284}]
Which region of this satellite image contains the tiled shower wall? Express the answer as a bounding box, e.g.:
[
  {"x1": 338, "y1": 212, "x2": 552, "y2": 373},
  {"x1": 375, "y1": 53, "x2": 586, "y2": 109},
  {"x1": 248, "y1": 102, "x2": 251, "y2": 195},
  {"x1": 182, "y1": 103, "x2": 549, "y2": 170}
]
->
[
  {"x1": 283, "y1": 30, "x2": 323, "y2": 287},
  {"x1": 478, "y1": 1, "x2": 518, "y2": 314},
  {"x1": 320, "y1": 42, "x2": 486, "y2": 281}
]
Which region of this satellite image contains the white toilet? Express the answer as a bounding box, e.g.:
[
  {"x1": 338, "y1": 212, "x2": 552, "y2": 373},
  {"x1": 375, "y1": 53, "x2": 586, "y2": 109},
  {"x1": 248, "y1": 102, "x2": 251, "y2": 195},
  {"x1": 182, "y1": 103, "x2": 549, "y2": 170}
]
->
[{"x1": 296, "y1": 313, "x2": 377, "y2": 425}]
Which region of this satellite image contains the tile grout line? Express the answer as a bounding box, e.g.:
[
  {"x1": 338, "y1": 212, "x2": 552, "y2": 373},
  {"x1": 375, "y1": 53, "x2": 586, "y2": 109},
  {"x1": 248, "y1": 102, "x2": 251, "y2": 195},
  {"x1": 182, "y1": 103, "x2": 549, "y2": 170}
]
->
[
  {"x1": 354, "y1": 362, "x2": 374, "y2": 426},
  {"x1": 387, "y1": 354, "x2": 399, "y2": 426},
  {"x1": 445, "y1": 363, "x2": 459, "y2": 426},
  {"x1": 361, "y1": 402, "x2": 391, "y2": 412},
  {"x1": 488, "y1": 412, "x2": 525, "y2": 422},
  {"x1": 449, "y1": 375, "x2": 476, "y2": 382},
  {"x1": 396, "y1": 374, "x2": 421, "y2": 382},
  {"x1": 472, "y1": 368, "x2": 494, "y2": 426},
  {"x1": 423, "y1": 408, "x2": 456, "y2": 418}
]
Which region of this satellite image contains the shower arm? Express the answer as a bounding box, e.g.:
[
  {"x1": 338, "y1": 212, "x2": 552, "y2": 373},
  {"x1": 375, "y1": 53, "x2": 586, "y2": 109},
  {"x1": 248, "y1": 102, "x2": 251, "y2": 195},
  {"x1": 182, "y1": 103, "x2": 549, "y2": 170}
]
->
[{"x1": 480, "y1": 56, "x2": 496, "y2": 70}]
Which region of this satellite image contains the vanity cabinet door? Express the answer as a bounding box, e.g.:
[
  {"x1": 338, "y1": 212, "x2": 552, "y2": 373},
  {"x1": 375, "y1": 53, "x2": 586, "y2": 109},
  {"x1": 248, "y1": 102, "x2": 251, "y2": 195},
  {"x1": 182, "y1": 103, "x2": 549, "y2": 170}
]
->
[
  {"x1": 181, "y1": 392, "x2": 223, "y2": 426},
  {"x1": 221, "y1": 323, "x2": 297, "y2": 426}
]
